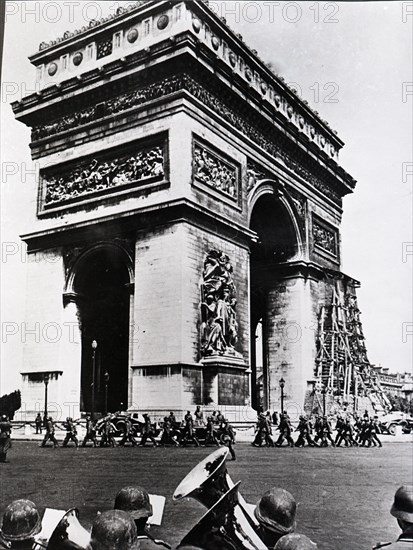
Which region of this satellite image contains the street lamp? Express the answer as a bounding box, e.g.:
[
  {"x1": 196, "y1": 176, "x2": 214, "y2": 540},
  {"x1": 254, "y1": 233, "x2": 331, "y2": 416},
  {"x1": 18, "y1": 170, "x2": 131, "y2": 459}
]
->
[
  {"x1": 43, "y1": 373, "x2": 49, "y2": 427},
  {"x1": 91, "y1": 340, "x2": 98, "y2": 420},
  {"x1": 279, "y1": 377, "x2": 285, "y2": 414},
  {"x1": 104, "y1": 371, "x2": 110, "y2": 415}
]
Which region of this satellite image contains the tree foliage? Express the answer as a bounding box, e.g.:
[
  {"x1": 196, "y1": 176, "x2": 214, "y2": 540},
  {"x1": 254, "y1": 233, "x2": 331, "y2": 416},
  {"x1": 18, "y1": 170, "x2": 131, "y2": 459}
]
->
[
  {"x1": 386, "y1": 393, "x2": 413, "y2": 415},
  {"x1": 0, "y1": 390, "x2": 22, "y2": 420}
]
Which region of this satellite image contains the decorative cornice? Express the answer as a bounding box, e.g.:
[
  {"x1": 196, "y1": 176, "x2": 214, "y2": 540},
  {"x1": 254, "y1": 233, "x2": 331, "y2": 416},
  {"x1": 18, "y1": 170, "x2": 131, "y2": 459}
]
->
[{"x1": 29, "y1": 73, "x2": 349, "y2": 204}]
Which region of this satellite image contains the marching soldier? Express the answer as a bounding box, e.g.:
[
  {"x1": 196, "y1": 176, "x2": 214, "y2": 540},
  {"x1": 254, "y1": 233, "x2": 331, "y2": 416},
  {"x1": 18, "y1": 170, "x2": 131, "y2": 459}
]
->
[
  {"x1": 41, "y1": 416, "x2": 59, "y2": 448},
  {"x1": 372, "y1": 485, "x2": 413, "y2": 549},
  {"x1": 194, "y1": 405, "x2": 205, "y2": 427},
  {"x1": 62, "y1": 417, "x2": 79, "y2": 447},
  {"x1": 216, "y1": 410, "x2": 225, "y2": 424},
  {"x1": 368, "y1": 416, "x2": 383, "y2": 448},
  {"x1": 220, "y1": 418, "x2": 236, "y2": 460},
  {"x1": 168, "y1": 411, "x2": 177, "y2": 425},
  {"x1": 204, "y1": 416, "x2": 220, "y2": 446},
  {"x1": 334, "y1": 416, "x2": 345, "y2": 446},
  {"x1": 275, "y1": 412, "x2": 295, "y2": 448},
  {"x1": 34, "y1": 413, "x2": 42, "y2": 434},
  {"x1": 139, "y1": 414, "x2": 158, "y2": 447},
  {"x1": 160, "y1": 416, "x2": 179, "y2": 447},
  {"x1": 0, "y1": 499, "x2": 42, "y2": 550},
  {"x1": 313, "y1": 414, "x2": 323, "y2": 446},
  {"x1": 272, "y1": 410, "x2": 279, "y2": 426},
  {"x1": 100, "y1": 415, "x2": 117, "y2": 447},
  {"x1": 320, "y1": 416, "x2": 335, "y2": 447},
  {"x1": 82, "y1": 415, "x2": 98, "y2": 447},
  {"x1": 254, "y1": 487, "x2": 297, "y2": 548},
  {"x1": 295, "y1": 415, "x2": 315, "y2": 448},
  {"x1": 114, "y1": 486, "x2": 171, "y2": 549},
  {"x1": 253, "y1": 412, "x2": 274, "y2": 447},
  {"x1": 0, "y1": 415, "x2": 12, "y2": 463},
  {"x1": 119, "y1": 415, "x2": 138, "y2": 447},
  {"x1": 182, "y1": 411, "x2": 199, "y2": 447},
  {"x1": 359, "y1": 418, "x2": 371, "y2": 447}
]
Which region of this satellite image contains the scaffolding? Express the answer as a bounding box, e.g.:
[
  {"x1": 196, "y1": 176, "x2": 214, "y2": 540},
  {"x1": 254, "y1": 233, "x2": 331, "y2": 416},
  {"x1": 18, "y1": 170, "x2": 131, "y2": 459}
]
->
[{"x1": 315, "y1": 287, "x2": 391, "y2": 413}]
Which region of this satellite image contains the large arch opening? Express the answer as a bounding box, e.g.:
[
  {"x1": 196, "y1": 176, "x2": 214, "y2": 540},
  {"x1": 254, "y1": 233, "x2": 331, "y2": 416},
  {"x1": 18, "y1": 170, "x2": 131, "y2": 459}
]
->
[
  {"x1": 249, "y1": 190, "x2": 299, "y2": 411},
  {"x1": 73, "y1": 246, "x2": 131, "y2": 414}
]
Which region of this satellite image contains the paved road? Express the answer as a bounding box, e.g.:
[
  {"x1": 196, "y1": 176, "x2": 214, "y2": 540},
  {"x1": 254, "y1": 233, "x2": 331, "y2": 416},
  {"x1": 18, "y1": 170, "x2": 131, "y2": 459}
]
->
[{"x1": 0, "y1": 441, "x2": 411, "y2": 549}]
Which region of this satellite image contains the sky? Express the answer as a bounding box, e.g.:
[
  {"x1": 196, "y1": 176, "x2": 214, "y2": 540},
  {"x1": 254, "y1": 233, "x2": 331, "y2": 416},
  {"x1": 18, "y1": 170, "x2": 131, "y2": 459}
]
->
[{"x1": 1, "y1": 1, "x2": 412, "y2": 394}]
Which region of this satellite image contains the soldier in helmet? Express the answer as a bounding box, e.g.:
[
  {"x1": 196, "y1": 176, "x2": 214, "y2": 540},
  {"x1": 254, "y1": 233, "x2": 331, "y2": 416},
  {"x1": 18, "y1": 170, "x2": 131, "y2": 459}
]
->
[
  {"x1": 0, "y1": 499, "x2": 42, "y2": 549},
  {"x1": 139, "y1": 414, "x2": 158, "y2": 447},
  {"x1": 220, "y1": 419, "x2": 236, "y2": 460},
  {"x1": 373, "y1": 485, "x2": 413, "y2": 549},
  {"x1": 274, "y1": 533, "x2": 318, "y2": 549},
  {"x1": 275, "y1": 413, "x2": 295, "y2": 448},
  {"x1": 254, "y1": 487, "x2": 297, "y2": 548},
  {"x1": 41, "y1": 416, "x2": 59, "y2": 448},
  {"x1": 294, "y1": 415, "x2": 315, "y2": 448},
  {"x1": 82, "y1": 415, "x2": 98, "y2": 447},
  {"x1": 89, "y1": 510, "x2": 140, "y2": 550},
  {"x1": 0, "y1": 415, "x2": 12, "y2": 463},
  {"x1": 114, "y1": 486, "x2": 171, "y2": 549},
  {"x1": 181, "y1": 411, "x2": 199, "y2": 447},
  {"x1": 62, "y1": 417, "x2": 79, "y2": 447},
  {"x1": 119, "y1": 416, "x2": 138, "y2": 447}
]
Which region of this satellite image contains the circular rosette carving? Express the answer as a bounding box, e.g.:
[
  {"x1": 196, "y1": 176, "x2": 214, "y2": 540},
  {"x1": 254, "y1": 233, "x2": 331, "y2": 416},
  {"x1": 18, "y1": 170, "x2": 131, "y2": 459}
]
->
[
  {"x1": 274, "y1": 94, "x2": 281, "y2": 107},
  {"x1": 192, "y1": 18, "x2": 201, "y2": 33},
  {"x1": 229, "y1": 51, "x2": 237, "y2": 67},
  {"x1": 72, "y1": 52, "x2": 83, "y2": 66},
  {"x1": 298, "y1": 116, "x2": 305, "y2": 129},
  {"x1": 245, "y1": 68, "x2": 252, "y2": 81},
  {"x1": 287, "y1": 105, "x2": 294, "y2": 118},
  {"x1": 48, "y1": 62, "x2": 58, "y2": 76},
  {"x1": 260, "y1": 81, "x2": 268, "y2": 95},
  {"x1": 157, "y1": 14, "x2": 169, "y2": 30},
  {"x1": 211, "y1": 35, "x2": 220, "y2": 50},
  {"x1": 127, "y1": 28, "x2": 139, "y2": 43}
]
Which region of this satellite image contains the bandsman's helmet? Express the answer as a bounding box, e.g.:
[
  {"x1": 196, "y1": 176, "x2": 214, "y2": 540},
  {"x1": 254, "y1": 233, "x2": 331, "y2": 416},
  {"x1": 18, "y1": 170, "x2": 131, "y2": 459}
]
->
[
  {"x1": 90, "y1": 510, "x2": 140, "y2": 550},
  {"x1": 391, "y1": 485, "x2": 413, "y2": 523},
  {"x1": 254, "y1": 488, "x2": 296, "y2": 536},
  {"x1": 1, "y1": 499, "x2": 41, "y2": 542},
  {"x1": 274, "y1": 533, "x2": 318, "y2": 549},
  {"x1": 114, "y1": 486, "x2": 153, "y2": 520}
]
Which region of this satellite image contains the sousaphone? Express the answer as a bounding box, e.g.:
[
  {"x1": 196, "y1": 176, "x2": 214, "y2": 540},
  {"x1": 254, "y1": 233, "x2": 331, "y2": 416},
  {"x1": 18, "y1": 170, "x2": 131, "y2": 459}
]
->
[
  {"x1": 177, "y1": 482, "x2": 266, "y2": 550},
  {"x1": 45, "y1": 508, "x2": 91, "y2": 550},
  {"x1": 173, "y1": 447, "x2": 259, "y2": 528}
]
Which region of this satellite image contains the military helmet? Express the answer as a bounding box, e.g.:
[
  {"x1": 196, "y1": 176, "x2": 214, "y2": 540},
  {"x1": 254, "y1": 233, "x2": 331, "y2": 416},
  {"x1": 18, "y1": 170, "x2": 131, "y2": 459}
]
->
[
  {"x1": 390, "y1": 485, "x2": 413, "y2": 523},
  {"x1": 90, "y1": 510, "x2": 140, "y2": 550},
  {"x1": 274, "y1": 533, "x2": 318, "y2": 549},
  {"x1": 114, "y1": 486, "x2": 153, "y2": 520},
  {"x1": 254, "y1": 488, "x2": 296, "y2": 535},
  {"x1": 1, "y1": 499, "x2": 41, "y2": 542}
]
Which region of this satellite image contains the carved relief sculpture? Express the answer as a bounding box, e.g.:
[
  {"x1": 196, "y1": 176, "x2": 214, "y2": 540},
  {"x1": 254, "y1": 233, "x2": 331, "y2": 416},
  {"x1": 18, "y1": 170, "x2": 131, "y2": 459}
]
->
[
  {"x1": 31, "y1": 74, "x2": 346, "y2": 205},
  {"x1": 42, "y1": 144, "x2": 164, "y2": 207},
  {"x1": 246, "y1": 159, "x2": 273, "y2": 192},
  {"x1": 313, "y1": 219, "x2": 337, "y2": 256},
  {"x1": 193, "y1": 142, "x2": 238, "y2": 200},
  {"x1": 200, "y1": 249, "x2": 241, "y2": 358}
]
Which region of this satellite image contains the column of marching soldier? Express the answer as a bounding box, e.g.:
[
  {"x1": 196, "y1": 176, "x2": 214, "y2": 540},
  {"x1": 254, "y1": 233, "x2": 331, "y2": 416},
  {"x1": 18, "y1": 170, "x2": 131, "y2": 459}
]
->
[
  {"x1": 22, "y1": 407, "x2": 383, "y2": 452},
  {"x1": 0, "y1": 443, "x2": 411, "y2": 549}
]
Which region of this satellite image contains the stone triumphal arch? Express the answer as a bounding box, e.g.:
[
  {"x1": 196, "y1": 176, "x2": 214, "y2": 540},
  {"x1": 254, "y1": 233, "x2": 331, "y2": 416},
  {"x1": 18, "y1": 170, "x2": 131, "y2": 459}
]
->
[{"x1": 13, "y1": 1, "x2": 386, "y2": 420}]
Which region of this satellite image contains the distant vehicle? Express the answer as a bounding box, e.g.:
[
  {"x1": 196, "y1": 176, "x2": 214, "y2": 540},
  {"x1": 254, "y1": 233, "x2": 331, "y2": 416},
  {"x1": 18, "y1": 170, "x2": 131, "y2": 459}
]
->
[{"x1": 379, "y1": 411, "x2": 413, "y2": 435}]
